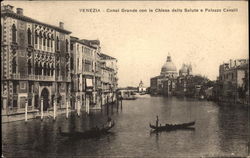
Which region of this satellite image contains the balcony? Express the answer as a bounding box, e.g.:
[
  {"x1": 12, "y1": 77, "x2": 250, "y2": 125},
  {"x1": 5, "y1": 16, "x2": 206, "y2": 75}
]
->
[
  {"x1": 56, "y1": 76, "x2": 63, "y2": 81},
  {"x1": 83, "y1": 71, "x2": 94, "y2": 77},
  {"x1": 31, "y1": 75, "x2": 55, "y2": 81},
  {"x1": 11, "y1": 73, "x2": 20, "y2": 79}
]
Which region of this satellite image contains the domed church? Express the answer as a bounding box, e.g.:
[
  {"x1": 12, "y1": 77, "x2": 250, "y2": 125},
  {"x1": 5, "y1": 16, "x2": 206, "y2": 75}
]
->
[
  {"x1": 150, "y1": 54, "x2": 178, "y2": 96},
  {"x1": 160, "y1": 55, "x2": 178, "y2": 77}
]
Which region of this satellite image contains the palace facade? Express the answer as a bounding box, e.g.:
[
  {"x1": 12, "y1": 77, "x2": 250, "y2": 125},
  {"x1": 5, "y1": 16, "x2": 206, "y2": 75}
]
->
[
  {"x1": 1, "y1": 4, "x2": 118, "y2": 119},
  {"x1": 1, "y1": 5, "x2": 71, "y2": 115}
]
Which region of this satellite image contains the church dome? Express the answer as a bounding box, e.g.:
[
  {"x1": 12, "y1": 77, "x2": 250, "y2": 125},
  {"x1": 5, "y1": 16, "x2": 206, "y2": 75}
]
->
[
  {"x1": 180, "y1": 64, "x2": 188, "y2": 73},
  {"x1": 161, "y1": 55, "x2": 177, "y2": 75},
  {"x1": 179, "y1": 63, "x2": 192, "y2": 76}
]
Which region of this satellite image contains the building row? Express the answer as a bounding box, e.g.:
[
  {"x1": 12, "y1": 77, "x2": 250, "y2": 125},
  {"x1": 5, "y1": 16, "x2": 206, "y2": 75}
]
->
[
  {"x1": 149, "y1": 53, "x2": 249, "y2": 106},
  {"x1": 1, "y1": 4, "x2": 118, "y2": 117},
  {"x1": 214, "y1": 59, "x2": 249, "y2": 105}
]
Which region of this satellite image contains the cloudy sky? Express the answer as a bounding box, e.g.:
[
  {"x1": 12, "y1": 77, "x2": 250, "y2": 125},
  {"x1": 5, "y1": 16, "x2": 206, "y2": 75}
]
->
[{"x1": 3, "y1": 1, "x2": 248, "y2": 87}]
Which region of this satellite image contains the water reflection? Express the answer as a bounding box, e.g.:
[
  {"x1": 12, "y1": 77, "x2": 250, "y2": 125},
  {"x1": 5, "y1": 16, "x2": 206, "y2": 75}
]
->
[{"x1": 2, "y1": 95, "x2": 249, "y2": 157}]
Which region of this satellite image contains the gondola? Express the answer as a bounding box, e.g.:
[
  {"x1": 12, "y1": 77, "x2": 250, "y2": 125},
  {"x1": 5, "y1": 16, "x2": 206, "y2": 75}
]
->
[
  {"x1": 59, "y1": 121, "x2": 115, "y2": 139},
  {"x1": 149, "y1": 121, "x2": 195, "y2": 131}
]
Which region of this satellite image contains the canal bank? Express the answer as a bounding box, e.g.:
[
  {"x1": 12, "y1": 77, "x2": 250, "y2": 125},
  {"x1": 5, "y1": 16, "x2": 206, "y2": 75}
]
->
[
  {"x1": 2, "y1": 95, "x2": 249, "y2": 157},
  {"x1": 2, "y1": 97, "x2": 120, "y2": 123}
]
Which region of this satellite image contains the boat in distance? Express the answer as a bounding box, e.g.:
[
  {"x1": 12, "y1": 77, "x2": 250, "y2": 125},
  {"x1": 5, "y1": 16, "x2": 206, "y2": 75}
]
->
[
  {"x1": 149, "y1": 121, "x2": 195, "y2": 131},
  {"x1": 59, "y1": 121, "x2": 115, "y2": 139}
]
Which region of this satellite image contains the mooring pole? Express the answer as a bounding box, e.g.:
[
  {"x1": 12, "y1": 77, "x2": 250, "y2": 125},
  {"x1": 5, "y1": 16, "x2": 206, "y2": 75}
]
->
[
  {"x1": 77, "y1": 99, "x2": 80, "y2": 116},
  {"x1": 25, "y1": 99, "x2": 28, "y2": 122},
  {"x1": 41, "y1": 98, "x2": 44, "y2": 121},
  {"x1": 121, "y1": 98, "x2": 123, "y2": 109},
  {"x1": 53, "y1": 98, "x2": 57, "y2": 121},
  {"x1": 66, "y1": 97, "x2": 69, "y2": 119}
]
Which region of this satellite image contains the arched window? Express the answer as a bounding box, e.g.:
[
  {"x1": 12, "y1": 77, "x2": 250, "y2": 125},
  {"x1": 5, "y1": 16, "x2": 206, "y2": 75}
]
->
[
  {"x1": 47, "y1": 64, "x2": 51, "y2": 76},
  {"x1": 56, "y1": 64, "x2": 60, "y2": 76},
  {"x1": 43, "y1": 33, "x2": 46, "y2": 46},
  {"x1": 51, "y1": 35, "x2": 54, "y2": 50},
  {"x1": 12, "y1": 24, "x2": 17, "y2": 43},
  {"x1": 39, "y1": 62, "x2": 43, "y2": 75},
  {"x1": 27, "y1": 28, "x2": 32, "y2": 45},
  {"x1": 47, "y1": 34, "x2": 50, "y2": 47},
  {"x1": 28, "y1": 59, "x2": 32, "y2": 74},
  {"x1": 51, "y1": 64, "x2": 54, "y2": 76},
  {"x1": 35, "y1": 31, "x2": 38, "y2": 44},
  {"x1": 66, "y1": 39, "x2": 69, "y2": 52},
  {"x1": 39, "y1": 32, "x2": 42, "y2": 47},
  {"x1": 35, "y1": 62, "x2": 39, "y2": 75},
  {"x1": 43, "y1": 63, "x2": 47, "y2": 76},
  {"x1": 56, "y1": 36, "x2": 59, "y2": 51},
  {"x1": 70, "y1": 57, "x2": 74, "y2": 70},
  {"x1": 12, "y1": 57, "x2": 17, "y2": 73}
]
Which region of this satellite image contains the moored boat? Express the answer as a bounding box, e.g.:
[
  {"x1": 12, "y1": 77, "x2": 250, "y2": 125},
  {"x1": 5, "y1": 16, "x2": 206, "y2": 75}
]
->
[
  {"x1": 149, "y1": 121, "x2": 195, "y2": 131},
  {"x1": 59, "y1": 121, "x2": 115, "y2": 138}
]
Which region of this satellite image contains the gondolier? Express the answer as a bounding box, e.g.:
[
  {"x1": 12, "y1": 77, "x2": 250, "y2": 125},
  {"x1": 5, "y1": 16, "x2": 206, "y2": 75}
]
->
[{"x1": 156, "y1": 115, "x2": 159, "y2": 128}]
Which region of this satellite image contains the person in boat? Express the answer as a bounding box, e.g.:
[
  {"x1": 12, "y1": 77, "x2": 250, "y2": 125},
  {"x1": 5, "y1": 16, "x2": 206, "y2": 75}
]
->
[{"x1": 156, "y1": 115, "x2": 159, "y2": 128}]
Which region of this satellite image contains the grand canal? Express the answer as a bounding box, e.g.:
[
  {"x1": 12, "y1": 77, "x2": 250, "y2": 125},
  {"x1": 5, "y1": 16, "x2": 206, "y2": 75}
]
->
[{"x1": 2, "y1": 95, "x2": 249, "y2": 157}]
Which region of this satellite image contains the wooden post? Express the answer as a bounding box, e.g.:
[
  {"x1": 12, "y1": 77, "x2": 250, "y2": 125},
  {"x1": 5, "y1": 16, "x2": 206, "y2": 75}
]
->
[
  {"x1": 53, "y1": 98, "x2": 56, "y2": 121},
  {"x1": 111, "y1": 94, "x2": 114, "y2": 114},
  {"x1": 86, "y1": 97, "x2": 89, "y2": 114},
  {"x1": 121, "y1": 98, "x2": 123, "y2": 109},
  {"x1": 101, "y1": 94, "x2": 103, "y2": 112},
  {"x1": 77, "y1": 99, "x2": 80, "y2": 116},
  {"x1": 107, "y1": 97, "x2": 109, "y2": 115},
  {"x1": 25, "y1": 99, "x2": 28, "y2": 122},
  {"x1": 41, "y1": 98, "x2": 44, "y2": 121},
  {"x1": 66, "y1": 97, "x2": 69, "y2": 119}
]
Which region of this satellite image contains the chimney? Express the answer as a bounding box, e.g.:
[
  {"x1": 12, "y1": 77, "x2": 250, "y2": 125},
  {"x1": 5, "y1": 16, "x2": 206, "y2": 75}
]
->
[
  {"x1": 16, "y1": 8, "x2": 23, "y2": 15},
  {"x1": 2, "y1": 5, "x2": 14, "y2": 12},
  {"x1": 59, "y1": 22, "x2": 64, "y2": 29}
]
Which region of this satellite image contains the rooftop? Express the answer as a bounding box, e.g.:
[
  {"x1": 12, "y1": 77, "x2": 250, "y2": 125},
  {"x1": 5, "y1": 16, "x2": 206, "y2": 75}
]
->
[
  {"x1": 100, "y1": 53, "x2": 116, "y2": 60},
  {"x1": 70, "y1": 36, "x2": 97, "y2": 49},
  {"x1": 1, "y1": 5, "x2": 71, "y2": 34}
]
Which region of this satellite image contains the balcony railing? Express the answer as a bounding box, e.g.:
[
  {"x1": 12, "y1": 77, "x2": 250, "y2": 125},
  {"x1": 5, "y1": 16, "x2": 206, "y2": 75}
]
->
[{"x1": 11, "y1": 73, "x2": 20, "y2": 79}]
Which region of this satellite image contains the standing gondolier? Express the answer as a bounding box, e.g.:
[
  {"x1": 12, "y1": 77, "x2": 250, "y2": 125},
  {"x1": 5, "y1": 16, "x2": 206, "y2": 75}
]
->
[{"x1": 156, "y1": 115, "x2": 159, "y2": 128}]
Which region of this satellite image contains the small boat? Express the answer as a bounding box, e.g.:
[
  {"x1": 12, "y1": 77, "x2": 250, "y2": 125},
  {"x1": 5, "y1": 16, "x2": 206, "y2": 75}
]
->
[
  {"x1": 59, "y1": 121, "x2": 115, "y2": 138},
  {"x1": 139, "y1": 92, "x2": 146, "y2": 95},
  {"x1": 149, "y1": 121, "x2": 195, "y2": 131}
]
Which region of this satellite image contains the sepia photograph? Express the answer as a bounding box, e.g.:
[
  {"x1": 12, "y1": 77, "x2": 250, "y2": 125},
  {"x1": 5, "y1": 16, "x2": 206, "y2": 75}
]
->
[{"x1": 1, "y1": 1, "x2": 249, "y2": 157}]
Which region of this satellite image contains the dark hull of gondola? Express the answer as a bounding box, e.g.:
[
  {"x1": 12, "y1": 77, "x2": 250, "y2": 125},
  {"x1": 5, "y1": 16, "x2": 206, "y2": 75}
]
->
[
  {"x1": 59, "y1": 122, "x2": 115, "y2": 139},
  {"x1": 149, "y1": 121, "x2": 195, "y2": 131}
]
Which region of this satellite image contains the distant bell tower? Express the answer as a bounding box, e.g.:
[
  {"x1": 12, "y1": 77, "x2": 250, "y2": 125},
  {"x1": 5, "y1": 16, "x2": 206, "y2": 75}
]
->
[
  {"x1": 139, "y1": 80, "x2": 143, "y2": 87},
  {"x1": 139, "y1": 80, "x2": 144, "y2": 92}
]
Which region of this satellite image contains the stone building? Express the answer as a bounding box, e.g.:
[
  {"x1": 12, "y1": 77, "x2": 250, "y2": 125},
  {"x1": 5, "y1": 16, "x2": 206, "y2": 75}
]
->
[
  {"x1": 70, "y1": 37, "x2": 118, "y2": 111},
  {"x1": 70, "y1": 37, "x2": 101, "y2": 112},
  {"x1": 176, "y1": 64, "x2": 193, "y2": 96},
  {"x1": 150, "y1": 54, "x2": 177, "y2": 95},
  {"x1": 218, "y1": 59, "x2": 249, "y2": 104},
  {"x1": 1, "y1": 5, "x2": 71, "y2": 116},
  {"x1": 99, "y1": 53, "x2": 118, "y2": 105}
]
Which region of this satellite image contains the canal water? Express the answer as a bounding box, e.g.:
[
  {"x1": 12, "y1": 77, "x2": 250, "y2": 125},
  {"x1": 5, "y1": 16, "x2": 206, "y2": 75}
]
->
[{"x1": 2, "y1": 95, "x2": 249, "y2": 157}]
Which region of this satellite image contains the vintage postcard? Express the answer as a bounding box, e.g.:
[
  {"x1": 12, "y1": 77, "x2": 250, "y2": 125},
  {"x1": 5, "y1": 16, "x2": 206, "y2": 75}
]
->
[{"x1": 1, "y1": 1, "x2": 249, "y2": 157}]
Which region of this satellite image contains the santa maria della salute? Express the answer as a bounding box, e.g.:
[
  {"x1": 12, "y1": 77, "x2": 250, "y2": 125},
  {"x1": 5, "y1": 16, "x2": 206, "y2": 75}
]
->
[{"x1": 150, "y1": 54, "x2": 192, "y2": 96}]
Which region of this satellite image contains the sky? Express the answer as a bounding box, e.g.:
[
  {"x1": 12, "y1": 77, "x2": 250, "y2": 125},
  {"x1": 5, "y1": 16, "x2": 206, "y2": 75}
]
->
[{"x1": 3, "y1": 1, "x2": 248, "y2": 87}]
